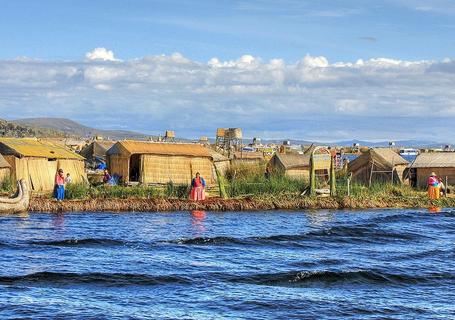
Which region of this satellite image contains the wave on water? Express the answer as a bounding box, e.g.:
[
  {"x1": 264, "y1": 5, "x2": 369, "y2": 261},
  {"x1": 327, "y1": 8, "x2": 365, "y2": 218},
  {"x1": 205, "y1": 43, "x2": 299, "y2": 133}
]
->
[
  {"x1": 366, "y1": 212, "x2": 419, "y2": 224},
  {"x1": 305, "y1": 225, "x2": 428, "y2": 242},
  {"x1": 166, "y1": 236, "x2": 249, "y2": 245},
  {"x1": 232, "y1": 269, "x2": 455, "y2": 288},
  {"x1": 28, "y1": 238, "x2": 127, "y2": 247},
  {"x1": 0, "y1": 272, "x2": 191, "y2": 287},
  {"x1": 166, "y1": 224, "x2": 427, "y2": 247}
]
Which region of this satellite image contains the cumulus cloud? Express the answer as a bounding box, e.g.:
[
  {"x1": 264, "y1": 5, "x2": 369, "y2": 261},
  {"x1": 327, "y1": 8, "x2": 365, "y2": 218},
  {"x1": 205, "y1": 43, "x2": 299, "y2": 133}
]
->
[
  {"x1": 0, "y1": 49, "x2": 454, "y2": 141},
  {"x1": 85, "y1": 47, "x2": 119, "y2": 61}
]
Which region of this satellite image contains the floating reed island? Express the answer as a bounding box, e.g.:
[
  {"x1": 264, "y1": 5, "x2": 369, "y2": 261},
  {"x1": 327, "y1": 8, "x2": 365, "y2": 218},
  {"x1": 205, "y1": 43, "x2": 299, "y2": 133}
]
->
[
  {"x1": 0, "y1": 135, "x2": 454, "y2": 213},
  {"x1": 28, "y1": 195, "x2": 455, "y2": 213},
  {"x1": 28, "y1": 185, "x2": 455, "y2": 213}
]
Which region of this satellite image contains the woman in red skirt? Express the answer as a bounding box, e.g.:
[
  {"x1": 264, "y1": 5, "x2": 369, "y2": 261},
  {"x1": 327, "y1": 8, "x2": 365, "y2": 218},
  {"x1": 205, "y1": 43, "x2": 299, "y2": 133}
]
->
[{"x1": 190, "y1": 172, "x2": 206, "y2": 201}]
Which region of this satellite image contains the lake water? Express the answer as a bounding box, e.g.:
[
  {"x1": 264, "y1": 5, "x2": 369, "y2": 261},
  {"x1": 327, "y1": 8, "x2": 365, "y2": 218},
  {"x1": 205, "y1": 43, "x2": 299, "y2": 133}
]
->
[{"x1": 1, "y1": 209, "x2": 454, "y2": 319}]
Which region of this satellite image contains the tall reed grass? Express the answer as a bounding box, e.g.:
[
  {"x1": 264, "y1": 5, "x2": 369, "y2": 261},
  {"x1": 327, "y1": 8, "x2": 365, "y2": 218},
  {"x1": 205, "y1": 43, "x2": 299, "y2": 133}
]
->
[
  {"x1": 225, "y1": 163, "x2": 307, "y2": 197},
  {"x1": 65, "y1": 183, "x2": 162, "y2": 200}
]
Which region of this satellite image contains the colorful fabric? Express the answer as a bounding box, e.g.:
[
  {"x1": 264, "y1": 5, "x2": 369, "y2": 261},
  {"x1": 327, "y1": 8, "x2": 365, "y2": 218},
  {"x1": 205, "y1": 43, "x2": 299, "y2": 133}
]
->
[
  {"x1": 103, "y1": 173, "x2": 112, "y2": 183},
  {"x1": 191, "y1": 177, "x2": 206, "y2": 188},
  {"x1": 55, "y1": 185, "x2": 65, "y2": 200},
  {"x1": 190, "y1": 186, "x2": 205, "y2": 201},
  {"x1": 55, "y1": 174, "x2": 65, "y2": 186},
  {"x1": 427, "y1": 176, "x2": 438, "y2": 186},
  {"x1": 428, "y1": 185, "x2": 440, "y2": 199}
]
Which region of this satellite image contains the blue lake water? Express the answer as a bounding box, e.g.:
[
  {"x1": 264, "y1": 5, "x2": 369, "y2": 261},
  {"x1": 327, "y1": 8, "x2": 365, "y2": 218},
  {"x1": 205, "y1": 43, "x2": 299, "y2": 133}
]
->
[{"x1": 1, "y1": 209, "x2": 455, "y2": 319}]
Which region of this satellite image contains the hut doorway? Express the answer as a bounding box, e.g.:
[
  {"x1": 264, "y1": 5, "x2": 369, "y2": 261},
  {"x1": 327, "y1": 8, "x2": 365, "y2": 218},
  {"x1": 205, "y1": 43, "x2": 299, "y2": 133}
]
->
[
  {"x1": 409, "y1": 168, "x2": 417, "y2": 188},
  {"x1": 129, "y1": 154, "x2": 141, "y2": 182}
]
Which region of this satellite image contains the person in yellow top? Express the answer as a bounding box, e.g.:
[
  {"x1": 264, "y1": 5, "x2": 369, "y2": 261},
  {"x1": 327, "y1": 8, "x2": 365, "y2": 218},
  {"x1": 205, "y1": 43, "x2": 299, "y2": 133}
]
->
[{"x1": 427, "y1": 172, "x2": 440, "y2": 199}]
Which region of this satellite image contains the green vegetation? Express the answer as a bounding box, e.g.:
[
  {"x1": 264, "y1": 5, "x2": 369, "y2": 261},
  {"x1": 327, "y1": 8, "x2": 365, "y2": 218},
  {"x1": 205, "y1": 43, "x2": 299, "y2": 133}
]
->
[
  {"x1": 39, "y1": 162, "x2": 454, "y2": 211},
  {"x1": 225, "y1": 163, "x2": 306, "y2": 197},
  {"x1": 165, "y1": 182, "x2": 191, "y2": 199},
  {"x1": 64, "y1": 182, "x2": 193, "y2": 200},
  {"x1": 64, "y1": 183, "x2": 162, "y2": 200},
  {"x1": 0, "y1": 176, "x2": 13, "y2": 193},
  {"x1": 0, "y1": 118, "x2": 64, "y2": 138}
]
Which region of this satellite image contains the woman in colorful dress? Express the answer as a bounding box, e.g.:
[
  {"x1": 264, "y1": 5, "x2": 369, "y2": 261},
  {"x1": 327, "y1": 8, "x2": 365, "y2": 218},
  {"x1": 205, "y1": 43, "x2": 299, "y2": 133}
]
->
[
  {"x1": 55, "y1": 169, "x2": 65, "y2": 201},
  {"x1": 427, "y1": 172, "x2": 440, "y2": 199},
  {"x1": 190, "y1": 172, "x2": 206, "y2": 201}
]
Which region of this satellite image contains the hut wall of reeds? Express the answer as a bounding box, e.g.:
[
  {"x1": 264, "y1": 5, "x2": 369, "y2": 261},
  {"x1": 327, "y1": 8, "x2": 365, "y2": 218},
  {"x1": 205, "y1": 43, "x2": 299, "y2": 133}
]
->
[
  {"x1": 409, "y1": 152, "x2": 455, "y2": 188},
  {"x1": 0, "y1": 138, "x2": 86, "y2": 191},
  {"x1": 0, "y1": 154, "x2": 11, "y2": 185},
  {"x1": 106, "y1": 141, "x2": 215, "y2": 185},
  {"x1": 232, "y1": 151, "x2": 264, "y2": 164},
  {"x1": 268, "y1": 153, "x2": 310, "y2": 180},
  {"x1": 205, "y1": 148, "x2": 230, "y2": 175},
  {"x1": 348, "y1": 148, "x2": 409, "y2": 185}
]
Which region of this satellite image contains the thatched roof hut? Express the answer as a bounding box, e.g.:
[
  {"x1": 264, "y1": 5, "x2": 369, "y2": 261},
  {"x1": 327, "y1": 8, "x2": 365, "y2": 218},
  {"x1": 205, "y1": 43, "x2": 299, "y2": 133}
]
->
[
  {"x1": 0, "y1": 154, "x2": 11, "y2": 185},
  {"x1": 0, "y1": 138, "x2": 86, "y2": 191},
  {"x1": 268, "y1": 153, "x2": 310, "y2": 180},
  {"x1": 80, "y1": 141, "x2": 116, "y2": 164},
  {"x1": 205, "y1": 148, "x2": 230, "y2": 175},
  {"x1": 106, "y1": 141, "x2": 215, "y2": 185},
  {"x1": 409, "y1": 152, "x2": 455, "y2": 188},
  {"x1": 232, "y1": 151, "x2": 264, "y2": 164},
  {"x1": 348, "y1": 148, "x2": 409, "y2": 185}
]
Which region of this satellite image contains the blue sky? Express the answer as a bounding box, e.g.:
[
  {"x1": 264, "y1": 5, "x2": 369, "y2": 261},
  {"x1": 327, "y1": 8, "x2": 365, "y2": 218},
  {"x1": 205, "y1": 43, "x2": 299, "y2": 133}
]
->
[
  {"x1": 1, "y1": 0, "x2": 455, "y2": 62},
  {"x1": 0, "y1": 0, "x2": 454, "y2": 142}
]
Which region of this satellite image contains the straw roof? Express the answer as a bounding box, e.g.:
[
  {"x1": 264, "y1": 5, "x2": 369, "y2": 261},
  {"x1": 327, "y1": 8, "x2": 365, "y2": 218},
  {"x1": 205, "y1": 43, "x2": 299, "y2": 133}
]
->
[
  {"x1": 0, "y1": 138, "x2": 84, "y2": 160},
  {"x1": 107, "y1": 141, "x2": 212, "y2": 158},
  {"x1": 0, "y1": 154, "x2": 11, "y2": 168},
  {"x1": 273, "y1": 153, "x2": 310, "y2": 169},
  {"x1": 410, "y1": 152, "x2": 455, "y2": 168},
  {"x1": 349, "y1": 148, "x2": 408, "y2": 172},
  {"x1": 372, "y1": 148, "x2": 409, "y2": 165},
  {"x1": 233, "y1": 151, "x2": 264, "y2": 160},
  {"x1": 80, "y1": 141, "x2": 116, "y2": 160},
  {"x1": 205, "y1": 148, "x2": 229, "y2": 162}
]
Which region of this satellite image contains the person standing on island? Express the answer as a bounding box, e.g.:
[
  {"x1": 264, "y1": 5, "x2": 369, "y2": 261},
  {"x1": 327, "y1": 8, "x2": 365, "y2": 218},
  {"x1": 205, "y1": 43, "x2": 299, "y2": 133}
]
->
[
  {"x1": 190, "y1": 172, "x2": 206, "y2": 201},
  {"x1": 65, "y1": 173, "x2": 72, "y2": 184},
  {"x1": 103, "y1": 169, "x2": 112, "y2": 184},
  {"x1": 427, "y1": 172, "x2": 440, "y2": 199},
  {"x1": 55, "y1": 169, "x2": 65, "y2": 201}
]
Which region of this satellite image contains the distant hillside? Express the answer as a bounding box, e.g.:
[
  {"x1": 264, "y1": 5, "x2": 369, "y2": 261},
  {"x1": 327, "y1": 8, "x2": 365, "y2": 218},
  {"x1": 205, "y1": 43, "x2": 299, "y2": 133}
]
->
[
  {"x1": 13, "y1": 118, "x2": 152, "y2": 140},
  {"x1": 0, "y1": 118, "x2": 65, "y2": 138}
]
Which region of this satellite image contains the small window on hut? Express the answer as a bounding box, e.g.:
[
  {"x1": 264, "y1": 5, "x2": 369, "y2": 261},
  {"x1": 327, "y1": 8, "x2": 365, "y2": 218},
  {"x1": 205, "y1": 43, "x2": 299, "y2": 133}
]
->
[{"x1": 48, "y1": 158, "x2": 57, "y2": 162}]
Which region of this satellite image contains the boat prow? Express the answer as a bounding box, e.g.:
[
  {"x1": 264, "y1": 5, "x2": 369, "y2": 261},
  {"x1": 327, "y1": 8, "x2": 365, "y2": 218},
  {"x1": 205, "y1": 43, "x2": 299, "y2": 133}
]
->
[{"x1": 0, "y1": 179, "x2": 30, "y2": 213}]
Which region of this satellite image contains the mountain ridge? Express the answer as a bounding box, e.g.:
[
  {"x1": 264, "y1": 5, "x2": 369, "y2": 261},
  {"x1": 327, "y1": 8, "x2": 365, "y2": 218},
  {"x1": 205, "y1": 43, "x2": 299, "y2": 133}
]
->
[
  {"x1": 13, "y1": 118, "x2": 152, "y2": 140},
  {"x1": 8, "y1": 117, "x2": 453, "y2": 147}
]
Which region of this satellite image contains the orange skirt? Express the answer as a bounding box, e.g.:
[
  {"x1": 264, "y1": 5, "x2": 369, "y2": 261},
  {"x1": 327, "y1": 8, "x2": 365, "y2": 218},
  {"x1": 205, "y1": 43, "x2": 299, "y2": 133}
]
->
[
  {"x1": 428, "y1": 186, "x2": 440, "y2": 199},
  {"x1": 190, "y1": 186, "x2": 205, "y2": 201}
]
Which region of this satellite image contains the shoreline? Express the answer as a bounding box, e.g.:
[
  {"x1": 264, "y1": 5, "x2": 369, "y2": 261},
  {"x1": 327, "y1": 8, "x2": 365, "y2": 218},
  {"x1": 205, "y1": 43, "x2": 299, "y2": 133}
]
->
[{"x1": 28, "y1": 196, "x2": 455, "y2": 213}]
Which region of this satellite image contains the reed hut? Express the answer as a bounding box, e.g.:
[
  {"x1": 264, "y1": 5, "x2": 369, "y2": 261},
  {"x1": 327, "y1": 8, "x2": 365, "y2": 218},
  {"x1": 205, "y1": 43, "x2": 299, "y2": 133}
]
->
[
  {"x1": 205, "y1": 148, "x2": 230, "y2": 175},
  {"x1": 348, "y1": 148, "x2": 409, "y2": 185},
  {"x1": 232, "y1": 151, "x2": 264, "y2": 164},
  {"x1": 106, "y1": 141, "x2": 214, "y2": 185},
  {"x1": 409, "y1": 152, "x2": 455, "y2": 188},
  {"x1": 80, "y1": 141, "x2": 116, "y2": 165},
  {"x1": 0, "y1": 138, "x2": 86, "y2": 191},
  {"x1": 267, "y1": 153, "x2": 310, "y2": 180},
  {"x1": 0, "y1": 154, "x2": 11, "y2": 185}
]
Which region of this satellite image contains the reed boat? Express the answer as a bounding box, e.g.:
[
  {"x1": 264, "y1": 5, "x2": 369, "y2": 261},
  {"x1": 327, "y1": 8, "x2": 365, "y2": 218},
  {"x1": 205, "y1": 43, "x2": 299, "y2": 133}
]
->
[{"x1": 0, "y1": 179, "x2": 29, "y2": 213}]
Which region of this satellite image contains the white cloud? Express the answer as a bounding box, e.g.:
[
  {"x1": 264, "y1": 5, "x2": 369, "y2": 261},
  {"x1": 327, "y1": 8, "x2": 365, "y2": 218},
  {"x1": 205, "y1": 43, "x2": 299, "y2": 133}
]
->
[
  {"x1": 85, "y1": 47, "x2": 119, "y2": 61},
  {"x1": 0, "y1": 52, "x2": 454, "y2": 141}
]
